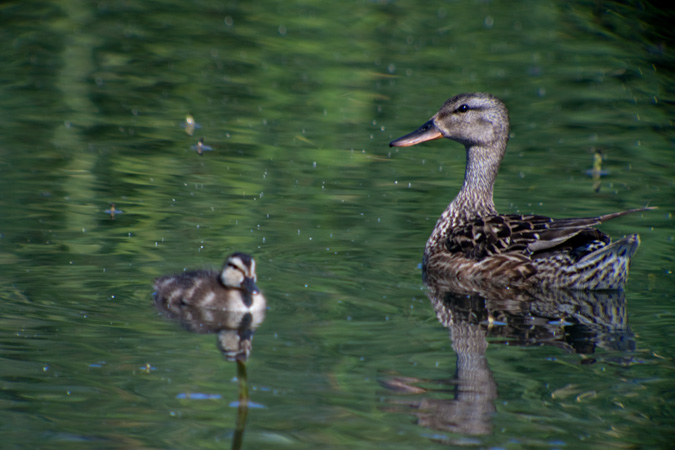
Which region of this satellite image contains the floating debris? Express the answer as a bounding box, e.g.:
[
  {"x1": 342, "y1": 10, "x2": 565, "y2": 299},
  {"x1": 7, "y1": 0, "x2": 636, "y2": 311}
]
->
[
  {"x1": 584, "y1": 148, "x2": 609, "y2": 192},
  {"x1": 176, "y1": 392, "x2": 222, "y2": 400},
  {"x1": 192, "y1": 137, "x2": 213, "y2": 155},
  {"x1": 182, "y1": 114, "x2": 201, "y2": 136},
  {"x1": 104, "y1": 203, "x2": 123, "y2": 219}
]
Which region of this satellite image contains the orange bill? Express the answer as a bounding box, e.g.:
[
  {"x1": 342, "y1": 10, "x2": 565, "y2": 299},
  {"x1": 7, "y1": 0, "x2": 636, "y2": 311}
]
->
[{"x1": 389, "y1": 120, "x2": 443, "y2": 147}]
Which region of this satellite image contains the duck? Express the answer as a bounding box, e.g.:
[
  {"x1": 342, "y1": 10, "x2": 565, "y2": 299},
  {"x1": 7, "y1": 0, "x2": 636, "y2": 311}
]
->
[
  {"x1": 390, "y1": 93, "x2": 652, "y2": 290},
  {"x1": 154, "y1": 252, "x2": 266, "y2": 315}
]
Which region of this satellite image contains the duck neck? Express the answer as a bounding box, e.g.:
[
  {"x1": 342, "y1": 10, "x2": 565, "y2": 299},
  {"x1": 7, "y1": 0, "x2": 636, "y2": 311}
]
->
[
  {"x1": 455, "y1": 143, "x2": 501, "y2": 217},
  {"x1": 425, "y1": 143, "x2": 503, "y2": 254}
]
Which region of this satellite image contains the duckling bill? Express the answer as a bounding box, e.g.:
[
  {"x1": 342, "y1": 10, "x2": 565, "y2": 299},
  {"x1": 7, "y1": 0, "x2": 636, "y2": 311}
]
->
[{"x1": 390, "y1": 93, "x2": 653, "y2": 290}]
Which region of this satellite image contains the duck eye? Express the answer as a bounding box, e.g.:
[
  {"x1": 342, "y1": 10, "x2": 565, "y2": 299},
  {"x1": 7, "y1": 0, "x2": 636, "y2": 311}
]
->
[{"x1": 457, "y1": 104, "x2": 470, "y2": 113}]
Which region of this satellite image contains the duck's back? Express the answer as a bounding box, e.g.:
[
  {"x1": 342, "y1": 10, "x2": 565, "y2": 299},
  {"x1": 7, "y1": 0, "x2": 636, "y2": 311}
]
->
[{"x1": 423, "y1": 211, "x2": 644, "y2": 290}]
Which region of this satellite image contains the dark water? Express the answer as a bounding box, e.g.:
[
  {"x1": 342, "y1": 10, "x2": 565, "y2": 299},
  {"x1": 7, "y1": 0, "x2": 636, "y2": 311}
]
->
[{"x1": 1, "y1": 1, "x2": 673, "y2": 448}]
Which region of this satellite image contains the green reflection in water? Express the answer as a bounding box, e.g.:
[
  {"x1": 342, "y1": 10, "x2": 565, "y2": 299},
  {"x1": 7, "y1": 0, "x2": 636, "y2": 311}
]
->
[{"x1": 0, "y1": 0, "x2": 673, "y2": 449}]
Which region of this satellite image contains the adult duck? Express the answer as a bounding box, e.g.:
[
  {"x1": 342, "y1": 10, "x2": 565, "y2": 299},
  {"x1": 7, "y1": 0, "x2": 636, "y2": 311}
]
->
[{"x1": 390, "y1": 93, "x2": 651, "y2": 290}]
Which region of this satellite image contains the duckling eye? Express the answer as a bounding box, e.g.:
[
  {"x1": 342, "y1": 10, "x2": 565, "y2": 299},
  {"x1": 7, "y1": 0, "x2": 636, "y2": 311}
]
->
[
  {"x1": 457, "y1": 104, "x2": 470, "y2": 113},
  {"x1": 227, "y1": 262, "x2": 243, "y2": 273}
]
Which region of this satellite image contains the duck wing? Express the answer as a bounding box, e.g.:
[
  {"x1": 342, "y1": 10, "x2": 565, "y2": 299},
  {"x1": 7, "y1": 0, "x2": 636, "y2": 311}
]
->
[{"x1": 446, "y1": 207, "x2": 652, "y2": 260}]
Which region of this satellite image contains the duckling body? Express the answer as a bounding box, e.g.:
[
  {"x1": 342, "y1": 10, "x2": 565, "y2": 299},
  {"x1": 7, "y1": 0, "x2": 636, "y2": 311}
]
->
[
  {"x1": 390, "y1": 93, "x2": 650, "y2": 290},
  {"x1": 154, "y1": 253, "x2": 266, "y2": 315}
]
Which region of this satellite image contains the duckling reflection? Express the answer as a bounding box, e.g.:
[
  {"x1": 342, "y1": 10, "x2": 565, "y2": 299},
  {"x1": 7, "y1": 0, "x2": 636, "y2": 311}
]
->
[
  {"x1": 380, "y1": 276, "x2": 633, "y2": 441},
  {"x1": 154, "y1": 253, "x2": 266, "y2": 361}
]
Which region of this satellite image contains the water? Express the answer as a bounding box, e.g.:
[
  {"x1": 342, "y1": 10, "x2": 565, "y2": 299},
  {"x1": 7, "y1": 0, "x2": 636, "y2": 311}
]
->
[{"x1": 1, "y1": 1, "x2": 673, "y2": 448}]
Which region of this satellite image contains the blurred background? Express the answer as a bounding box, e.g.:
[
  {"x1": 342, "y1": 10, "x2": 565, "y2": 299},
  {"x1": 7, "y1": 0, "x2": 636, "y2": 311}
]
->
[{"x1": 0, "y1": 1, "x2": 673, "y2": 448}]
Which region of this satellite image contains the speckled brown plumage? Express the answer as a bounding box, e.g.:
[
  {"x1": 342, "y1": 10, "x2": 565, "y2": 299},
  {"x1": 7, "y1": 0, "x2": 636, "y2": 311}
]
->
[
  {"x1": 390, "y1": 93, "x2": 652, "y2": 290},
  {"x1": 153, "y1": 252, "x2": 266, "y2": 315},
  {"x1": 153, "y1": 253, "x2": 266, "y2": 361}
]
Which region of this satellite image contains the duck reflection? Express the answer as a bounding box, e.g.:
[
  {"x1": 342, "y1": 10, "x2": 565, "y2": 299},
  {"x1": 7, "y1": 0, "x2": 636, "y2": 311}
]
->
[
  {"x1": 153, "y1": 253, "x2": 266, "y2": 450},
  {"x1": 381, "y1": 274, "x2": 632, "y2": 441}
]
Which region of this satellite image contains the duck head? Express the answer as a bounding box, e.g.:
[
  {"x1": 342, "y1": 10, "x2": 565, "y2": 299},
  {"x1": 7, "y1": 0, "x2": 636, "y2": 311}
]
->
[{"x1": 389, "y1": 92, "x2": 510, "y2": 150}]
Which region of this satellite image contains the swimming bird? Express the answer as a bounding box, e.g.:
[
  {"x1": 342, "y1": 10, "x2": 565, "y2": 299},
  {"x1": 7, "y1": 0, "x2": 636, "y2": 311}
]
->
[
  {"x1": 154, "y1": 252, "x2": 266, "y2": 314},
  {"x1": 390, "y1": 93, "x2": 651, "y2": 290}
]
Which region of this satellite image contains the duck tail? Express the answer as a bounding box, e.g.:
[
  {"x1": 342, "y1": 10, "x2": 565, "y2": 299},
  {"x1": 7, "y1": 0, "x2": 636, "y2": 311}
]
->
[
  {"x1": 596, "y1": 206, "x2": 656, "y2": 224},
  {"x1": 569, "y1": 234, "x2": 641, "y2": 290}
]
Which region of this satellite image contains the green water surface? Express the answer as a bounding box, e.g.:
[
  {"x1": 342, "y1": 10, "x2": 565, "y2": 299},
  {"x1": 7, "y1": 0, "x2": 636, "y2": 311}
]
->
[{"x1": 0, "y1": 1, "x2": 673, "y2": 449}]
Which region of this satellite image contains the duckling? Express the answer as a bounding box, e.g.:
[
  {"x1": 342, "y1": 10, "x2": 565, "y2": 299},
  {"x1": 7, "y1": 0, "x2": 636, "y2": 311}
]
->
[{"x1": 154, "y1": 253, "x2": 266, "y2": 315}]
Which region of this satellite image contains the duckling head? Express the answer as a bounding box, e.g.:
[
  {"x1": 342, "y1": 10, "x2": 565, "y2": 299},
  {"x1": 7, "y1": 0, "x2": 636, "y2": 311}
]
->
[{"x1": 220, "y1": 252, "x2": 259, "y2": 294}]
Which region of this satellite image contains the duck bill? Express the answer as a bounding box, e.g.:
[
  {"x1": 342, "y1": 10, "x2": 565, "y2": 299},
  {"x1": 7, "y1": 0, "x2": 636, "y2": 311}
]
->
[
  {"x1": 242, "y1": 277, "x2": 260, "y2": 295},
  {"x1": 389, "y1": 120, "x2": 443, "y2": 147}
]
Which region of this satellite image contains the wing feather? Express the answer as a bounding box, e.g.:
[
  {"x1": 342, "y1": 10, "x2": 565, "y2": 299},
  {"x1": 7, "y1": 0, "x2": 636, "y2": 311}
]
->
[{"x1": 445, "y1": 207, "x2": 653, "y2": 260}]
